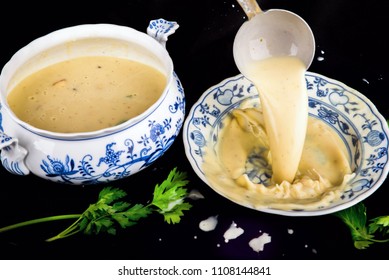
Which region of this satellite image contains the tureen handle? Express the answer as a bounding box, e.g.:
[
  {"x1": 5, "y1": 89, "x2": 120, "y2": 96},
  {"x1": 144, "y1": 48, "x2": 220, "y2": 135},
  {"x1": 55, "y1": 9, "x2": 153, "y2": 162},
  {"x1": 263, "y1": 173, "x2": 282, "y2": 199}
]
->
[
  {"x1": 147, "y1": 18, "x2": 179, "y2": 47},
  {"x1": 0, "y1": 131, "x2": 30, "y2": 175}
]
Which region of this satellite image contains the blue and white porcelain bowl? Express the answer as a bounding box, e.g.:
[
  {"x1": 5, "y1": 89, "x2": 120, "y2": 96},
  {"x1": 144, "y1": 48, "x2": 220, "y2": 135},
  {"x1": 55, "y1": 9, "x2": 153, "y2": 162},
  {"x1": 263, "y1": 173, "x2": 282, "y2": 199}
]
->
[
  {"x1": 183, "y1": 73, "x2": 389, "y2": 216},
  {"x1": 0, "y1": 19, "x2": 185, "y2": 185}
]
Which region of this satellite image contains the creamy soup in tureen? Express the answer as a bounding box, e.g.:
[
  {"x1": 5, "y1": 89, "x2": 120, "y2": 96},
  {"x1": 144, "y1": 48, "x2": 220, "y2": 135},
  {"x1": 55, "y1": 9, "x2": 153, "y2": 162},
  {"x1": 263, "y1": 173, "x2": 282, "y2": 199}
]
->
[
  {"x1": 7, "y1": 56, "x2": 166, "y2": 133},
  {"x1": 203, "y1": 56, "x2": 354, "y2": 211}
]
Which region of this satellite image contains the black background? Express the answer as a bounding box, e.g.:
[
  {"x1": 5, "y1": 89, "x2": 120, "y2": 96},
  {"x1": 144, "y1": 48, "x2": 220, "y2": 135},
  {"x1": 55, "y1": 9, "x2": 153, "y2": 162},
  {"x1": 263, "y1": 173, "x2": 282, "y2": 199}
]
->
[{"x1": 0, "y1": 0, "x2": 388, "y2": 260}]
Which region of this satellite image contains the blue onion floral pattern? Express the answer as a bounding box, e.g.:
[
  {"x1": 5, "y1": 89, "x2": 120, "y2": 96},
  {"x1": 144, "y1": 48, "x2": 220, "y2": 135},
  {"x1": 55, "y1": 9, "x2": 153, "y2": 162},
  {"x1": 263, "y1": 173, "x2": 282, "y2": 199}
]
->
[
  {"x1": 0, "y1": 103, "x2": 30, "y2": 175},
  {"x1": 147, "y1": 19, "x2": 179, "y2": 46},
  {"x1": 40, "y1": 116, "x2": 181, "y2": 184}
]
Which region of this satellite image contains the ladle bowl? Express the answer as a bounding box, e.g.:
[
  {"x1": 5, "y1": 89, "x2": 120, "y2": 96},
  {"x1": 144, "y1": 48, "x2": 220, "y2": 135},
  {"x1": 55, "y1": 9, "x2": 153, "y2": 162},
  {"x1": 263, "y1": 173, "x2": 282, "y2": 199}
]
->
[{"x1": 233, "y1": 8, "x2": 316, "y2": 75}]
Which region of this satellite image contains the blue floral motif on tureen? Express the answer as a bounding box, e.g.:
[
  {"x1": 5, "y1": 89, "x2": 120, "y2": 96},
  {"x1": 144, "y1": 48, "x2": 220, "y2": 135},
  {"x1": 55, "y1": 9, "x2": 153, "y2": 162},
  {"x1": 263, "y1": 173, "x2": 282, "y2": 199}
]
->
[
  {"x1": 147, "y1": 19, "x2": 179, "y2": 45},
  {"x1": 169, "y1": 74, "x2": 185, "y2": 115},
  {"x1": 0, "y1": 103, "x2": 28, "y2": 175},
  {"x1": 40, "y1": 116, "x2": 179, "y2": 184},
  {"x1": 0, "y1": 103, "x2": 13, "y2": 152}
]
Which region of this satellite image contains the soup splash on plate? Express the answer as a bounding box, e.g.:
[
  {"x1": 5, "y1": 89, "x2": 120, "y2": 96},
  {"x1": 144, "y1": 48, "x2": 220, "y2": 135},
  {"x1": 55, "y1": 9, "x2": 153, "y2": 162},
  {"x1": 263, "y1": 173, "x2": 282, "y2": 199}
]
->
[{"x1": 203, "y1": 56, "x2": 354, "y2": 211}]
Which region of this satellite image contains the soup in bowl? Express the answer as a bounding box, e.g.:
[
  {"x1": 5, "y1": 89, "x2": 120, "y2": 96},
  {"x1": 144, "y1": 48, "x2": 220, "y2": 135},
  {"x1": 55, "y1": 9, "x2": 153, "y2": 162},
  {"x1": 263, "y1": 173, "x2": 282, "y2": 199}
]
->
[{"x1": 0, "y1": 19, "x2": 185, "y2": 185}]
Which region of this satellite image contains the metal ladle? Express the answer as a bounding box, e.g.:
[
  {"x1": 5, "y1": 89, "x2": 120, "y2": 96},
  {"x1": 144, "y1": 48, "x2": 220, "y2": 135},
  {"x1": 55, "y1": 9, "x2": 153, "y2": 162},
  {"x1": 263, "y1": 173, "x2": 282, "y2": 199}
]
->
[{"x1": 233, "y1": 0, "x2": 315, "y2": 74}]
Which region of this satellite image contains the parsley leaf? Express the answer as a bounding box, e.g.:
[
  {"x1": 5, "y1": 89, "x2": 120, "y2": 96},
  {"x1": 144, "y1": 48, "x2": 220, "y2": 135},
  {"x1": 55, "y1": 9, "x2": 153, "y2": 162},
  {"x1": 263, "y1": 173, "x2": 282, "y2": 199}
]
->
[
  {"x1": 0, "y1": 167, "x2": 192, "y2": 242},
  {"x1": 162, "y1": 203, "x2": 192, "y2": 224},
  {"x1": 333, "y1": 202, "x2": 389, "y2": 249},
  {"x1": 369, "y1": 216, "x2": 389, "y2": 235},
  {"x1": 151, "y1": 168, "x2": 192, "y2": 224}
]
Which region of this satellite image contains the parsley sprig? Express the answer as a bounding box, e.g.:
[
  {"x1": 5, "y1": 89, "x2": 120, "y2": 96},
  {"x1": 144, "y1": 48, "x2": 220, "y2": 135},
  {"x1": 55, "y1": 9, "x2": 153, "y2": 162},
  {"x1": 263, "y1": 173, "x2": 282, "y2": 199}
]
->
[
  {"x1": 333, "y1": 202, "x2": 389, "y2": 249},
  {"x1": 0, "y1": 167, "x2": 192, "y2": 242}
]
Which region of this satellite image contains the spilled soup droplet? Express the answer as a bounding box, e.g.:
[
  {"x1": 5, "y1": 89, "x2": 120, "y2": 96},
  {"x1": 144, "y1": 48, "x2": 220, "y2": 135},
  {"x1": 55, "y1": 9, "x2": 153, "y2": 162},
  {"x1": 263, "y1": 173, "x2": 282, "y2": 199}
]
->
[
  {"x1": 223, "y1": 221, "x2": 244, "y2": 243},
  {"x1": 249, "y1": 232, "x2": 271, "y2": 253},
  {"x1": 188, "y1": 189, "x2": 205, "y2": 200},
  {"x1": 199, "y1": 215, "x2": 218, "y2": 232}
]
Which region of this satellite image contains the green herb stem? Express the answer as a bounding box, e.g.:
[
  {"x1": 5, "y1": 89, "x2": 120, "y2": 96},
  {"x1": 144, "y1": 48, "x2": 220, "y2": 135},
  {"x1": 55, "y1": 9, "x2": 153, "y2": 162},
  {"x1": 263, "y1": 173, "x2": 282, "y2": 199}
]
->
[
  {"x1": 366, "y1": 238, "x2": 389, "y2": 243},
  {"x1": 0, "y1": 214, "x2": 81, "y2": 234},
  {"x1": 45, "y1": 216, "x2": 84, "y2": 242}
]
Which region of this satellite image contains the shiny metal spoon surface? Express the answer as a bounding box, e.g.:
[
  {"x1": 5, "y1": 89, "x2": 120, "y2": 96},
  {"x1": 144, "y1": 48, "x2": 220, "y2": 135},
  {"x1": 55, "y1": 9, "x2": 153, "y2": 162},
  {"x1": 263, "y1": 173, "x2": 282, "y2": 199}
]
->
[{"x1": 233, "y1": 0, "x2": 315, "y2": 74}]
